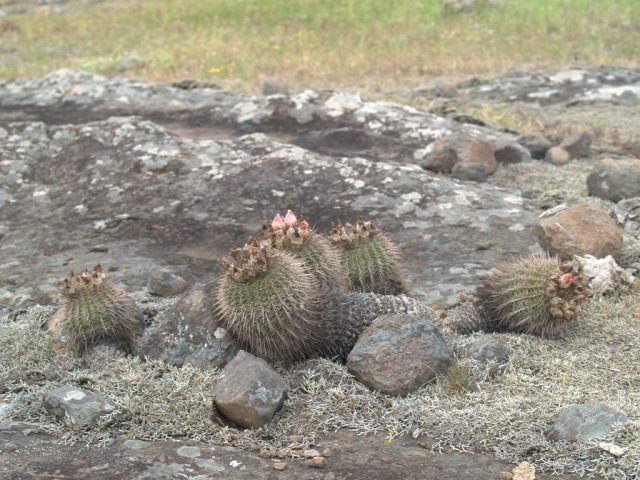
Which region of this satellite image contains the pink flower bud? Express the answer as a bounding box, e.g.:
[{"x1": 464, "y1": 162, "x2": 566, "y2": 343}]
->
[
  {"x1": 271, "y1": 213, "x2": 285, "y2": 229},
  {"x1": 284, "y1": 209, "x2": 297, "y2": 226},
  {"x1": 299, "y1": 220, "x2": 308, "y2": 231},
  {"x1": 561, "y1": 273, "x2": 573, "y2": 284}
]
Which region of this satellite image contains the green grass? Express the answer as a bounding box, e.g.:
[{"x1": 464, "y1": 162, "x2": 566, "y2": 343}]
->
[{"x1": 1, "y1": 0, "x2": 639, "y2": 93}]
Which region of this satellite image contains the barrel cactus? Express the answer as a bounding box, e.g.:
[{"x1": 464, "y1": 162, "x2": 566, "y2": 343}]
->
[
  {"x1": 259, "y1": 210, "x2": 346, "y2": 291},
  {"x1": 216, "y1": 236, "x2": 329, "y2": 362},
  {"x1": 477, "y1": 254, "x2": 591, "y2": 337},
  {"x1": 330, "y1": 217, "x2": 407, "y2": 295},
  {"x1": 49, "y1": 265, "x2": 140, "y2": 354}
]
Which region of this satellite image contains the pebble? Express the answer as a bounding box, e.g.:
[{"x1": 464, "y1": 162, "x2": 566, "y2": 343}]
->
[{"x1": 305, "y1": 456, "x2": 325, "y2": 468}]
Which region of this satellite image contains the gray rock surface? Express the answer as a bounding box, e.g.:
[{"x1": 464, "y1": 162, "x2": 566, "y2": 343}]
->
[
  {"x1": 572, "y1": 255, "x2": 635, "y2": 295},
  {"x1": 547, "y1": 403, "x2": 629, "y2": 442},
  {"x1": 612, "y1": 197, "x2": 640, "y2": 230},
  {"x1": 346, "y1": 313, "x2": 453, "y2": 396},
  {"x1": 517, "y1": 133, "x2": 552, "y2": 160},
  {"x1": 587, "y1": 158, "x2": 640, "y2": 202},
  {"x1": 138, "y1": 284, "x2": 239, "y2": 370},
  {"x1": 213, "y1": 350, "x2": 287, "y2": 428},
  {"x1": 467, "y1": 337, "x2": 510, "y2": 364},
  {"x1": 559, "y1": 133, "x2": 591, "y2": 160},
  {"x1": 43, "y1": 386, "x2": 116, "y2": 426},
  {"x1": 536, "y1": 203, "x2": 623, "y2": 260},
  {"x1": 148, "y1": 268, "x2": 188, "y2": 297}
]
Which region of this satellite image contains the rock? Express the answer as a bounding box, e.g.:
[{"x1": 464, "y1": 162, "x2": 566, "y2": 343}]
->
[
  {"x1": 213, "y1": 350, "x2": 287, "y2": 429},
  {"x1": 346, "y1": 313, "x2": 452, "y2": 396},
  {"x1": 536, "y1": 203, "x2": 623, "y2": 260},
  {"x1": 467, "y1": 337, "x2": 510, "y2": 364},
  {"x1": 559, "y1": 133, "x2": 591, "y2": 159},
  {"x1": 517, "y1": 133, "x2": 552, "y2": 159},
  {"x1": 305, "y1": 456, "x2": 325, "y2": 468},
  {"x1": 547, "y1": 403, "x2": 628, "y2": 442},
  {"x1": 451, "y1": 136, "x2": 497, "y2": 182},
  {"x1": 262, "y1": 81, "x2": 290, "y2": 96},
  {"x1": 544, "y1": 146, "x2": 570, "y2": 165},
  {"x1": 147, "y1": 269, "x2": 188, "y2": 297},
  {"x1": 612, "y1": 197, "x2": 640, "y2": 230},
  {"x1": 587, "y1": 158, "x2": 640, "y2": 202},
  {"x1": 414, "y1": 137, "x2": 458, "y2": 173},
  {"x1": 114, "y1": 55, "x2": 147, "y2": 73},
  {"x1": 43, "y1": 386, "x2": 116, "y2": 426},
  {"x1": 493, "y1": 140, "x2": 531, "y2": 164},
  {"x1": 572, "y1": 255, "x2": 634, "y2": 294},
  {"x1": 137, "y1": 284, "x2": 240, "y2": 370},
  {"x1": 273, "y1": 462, "x2": 287, "y2": 471},
  {"x1": 512, "y1": 461, "x2": 535, "y2": 480}
]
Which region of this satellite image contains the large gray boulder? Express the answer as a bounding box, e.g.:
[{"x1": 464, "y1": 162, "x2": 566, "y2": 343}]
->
[
  {"x1": 347, "y1": 313, "x2": 452, "y2": 396},
  {"x1": 587, "y1": 158, "x2": 640, "y2": 202},
  {"x1": 213, "y1": 351, "x2": 287, "y2": 429}
]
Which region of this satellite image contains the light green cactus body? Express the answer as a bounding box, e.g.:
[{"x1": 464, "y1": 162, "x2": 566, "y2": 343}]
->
[
  {"x1": 331, "y1": 217, "x2": 407, "y2": 295},
  {"x1": 217, "y1": 237, "x2": 328, "y2": 362},
  {"x1": 51, "y1": 265, "x2": 139, "y2": 354},
  {"x1": 478, "y1": 254, "x2": 591, "y2": 337}
]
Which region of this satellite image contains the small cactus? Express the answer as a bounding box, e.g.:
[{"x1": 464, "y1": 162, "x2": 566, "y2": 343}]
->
[
  {"x1": 259, "y1": 210, "x2": 346, "y2": 291},
  {"x1": 50, "y1": 265, "x2": 140, "y2": 354},
  {"x1": 216, "y1": 237, "x2": 329, "y2": 363},
  {"x1": 477, "y1": 254, "x2": 591, "y2": 337},
  {"x1": 330, "y1": 217, "x2": 407, "y2": 295}
]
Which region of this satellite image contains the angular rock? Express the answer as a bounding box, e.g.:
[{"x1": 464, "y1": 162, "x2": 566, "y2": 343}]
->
[
  {"x1": 138, "y1": 284, "x2": 239, "y2": 370},
  {"x1": 536, "y1": 203, "x2": 623, "y2": 260},
  {"x1": 559, "y1": 133, "x2": 591, "y2": 159},
  {"x1": 544, "y1": 146, "x2": 570, "y2": 165},
  {"x1": 547, "y1": 403, "x2": 628, "y2": 442},
  {"x1": 148, "y1": 269, "x2": 188, "y2": 297},
  {"x1": 467, "y1": 337, "x2": 510, "y2": 364},
  {"x1": 451, "y1": 136, "x2": 497, "y2": 182},
  {"x1": 612, "y1": 197, "x2": 640, "y2": 230},
  {"x1": 213, "y1": 350, "x2": 287, "y2": 429},
  {"x1": 346, "y1": 313, "x2": 452, "y2": 396},
  {"x1": 517, "y1": 133, "x2": 552, "y2": 159},
  {"x1": 493, "y1": 140, "x2": 531, "y2": 164},
  {"x1": 572, "y1": 255, "x2": 634, "y2": 295},
  {"x1": 587, "y1": 158, "x2": 640, "y2": 202},
  {"x1": 43, "y1": 386, "x2": 116, "y2": 426},
  {"x1": 414, "y1": 137, "x2": 457, "y2": 173}
]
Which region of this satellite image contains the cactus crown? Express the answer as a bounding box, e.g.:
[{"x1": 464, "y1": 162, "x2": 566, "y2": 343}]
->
[
  {"x1": 259, "y1": 209, "x2": 310, "y2": 252},
  {"x1": 221, "y1": 236, "x2": 271, "y2": 284},
  {"x1": 330, "y1": 217, "x2": 379, "y2": 250},
  {"x1": 58, "y1": 264, "x2": 107, "y2": 298}
]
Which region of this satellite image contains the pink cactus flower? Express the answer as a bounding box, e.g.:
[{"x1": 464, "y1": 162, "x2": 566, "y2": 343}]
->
[
  {"x1": 299, "y1": 220, "x2": 308, "y2": 231},
  {"x1": 284, "y1": 209, "x2": 297, "y2": 227},
  {"x1": 272, "y1": 213, "x2": 285, "y2": 229}
]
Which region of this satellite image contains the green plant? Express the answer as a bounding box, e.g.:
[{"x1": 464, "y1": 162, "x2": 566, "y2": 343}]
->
[
  {"x1": 259, "y1": 210, "x2": 346, "y2": 291},
  {"x1": 330, "y1": 217, "x2": 407, "y2": 295},
  {"x1": 49, "y1": 265, "x2": 140, "y2": 354},
  {"x1": 216, "y1": 236, "x2": 329, "y2": 362},
  {"x1": 477, "y1": 254, "x2": 591, "y2": 337}
]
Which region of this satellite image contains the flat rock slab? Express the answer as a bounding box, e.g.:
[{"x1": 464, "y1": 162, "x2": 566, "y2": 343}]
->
[
  {"x1": 547, "y1": 402, "x2": 629, "y2": 443},
  {"x1": 42, "y1": 386, "x2": 116, "y2": 426},
  {"x1": 0, "y1": 426, "x2": 596, "y2": 480}
]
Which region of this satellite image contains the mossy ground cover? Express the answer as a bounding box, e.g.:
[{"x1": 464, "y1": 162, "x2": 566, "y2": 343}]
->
[
  {"x1": 1, "y1": 284, "x2": 639, "y2": 478},
  {"x1": 1, "y1": 0, "x2": 638, "y2": 93}
]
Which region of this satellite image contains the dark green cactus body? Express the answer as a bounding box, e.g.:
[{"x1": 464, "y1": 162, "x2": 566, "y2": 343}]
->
[
  {"x1": 217, "y1": 238, "x2": 328, "y2": 363},
  {"x1": 331, "y1": 217, "x2": 407, "y2": 295},
  {"x1": 477, "y1": 254, "x2": 591, "y2": 337},
  {"x1": 51, "y1": 265, "x2": 139, "y2": 354}
]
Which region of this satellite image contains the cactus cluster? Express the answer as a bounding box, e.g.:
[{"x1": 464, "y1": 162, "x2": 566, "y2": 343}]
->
[
  {"x1": 49, "y1": 264, "x2": 140, "y2": 354},
  {"x1": 476, "y1": 254, "x2": 591, "y2": 337},
  {"x1": 216, "y1": 210, "x2": 409, "y2": 362},
  {"x1": 330, "y1": 217, "x2": 407, "y2": 295}
]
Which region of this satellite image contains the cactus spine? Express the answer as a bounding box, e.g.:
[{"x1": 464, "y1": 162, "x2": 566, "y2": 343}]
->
[
  {"x1": 50, "y1": 265, "x2": 139, "y2": 354},
  {"x1": 477, "y1": 254, "x2": 591, "y2": 337},
  {"x1": 330, "y1": 217, "x2": 407, "y2": 295},
  {"x1": 216, "y1": 236, "x2": 329, "y2": 362}
]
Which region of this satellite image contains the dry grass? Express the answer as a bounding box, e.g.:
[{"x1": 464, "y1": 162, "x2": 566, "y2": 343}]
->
[
  {"x1": 1, "y1": 0, "x2": 639, "y2": 93},
  {"x1": 2, "y1": 289, "x2": 639, "y2": 478}
]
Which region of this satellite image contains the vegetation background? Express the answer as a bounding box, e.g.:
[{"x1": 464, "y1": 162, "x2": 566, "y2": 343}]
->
[{"x1": 1, "y1": 0, "x2": 639, "y2": 94}]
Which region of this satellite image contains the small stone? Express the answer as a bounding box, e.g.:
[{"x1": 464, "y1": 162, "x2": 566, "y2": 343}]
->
[
  {"x1": 451, "y1": 136, "x2": 497, "y2": 182},
  {"x1": 259, "y1": 449, "x2": 277, "y2": 458},
  {"x1": 499, "y1": 472, "x2": 513, "y2": 480},
  {"x1": 321, "y1": 448, "x2": 332, "y2": 457},
  {"x1": 517, "y1": 133, "x2": 552, "y2": 159},
  {"x1": 324, "y1": 473, "x2": 336, "y2": 480},
  {"x1": 148, "y1": 269, "x2": 187, "y2": 297},
  {"x1": 467, "y1": 337, "x2": 510, "y2": 364},
  {"x1": 213, "y1": 350, "x2": 288, "y2": 429},
  {"x1": 536, "y1": 203, "x2": 623, "y2": 260},
  {"x1": 305, "y1": 456, "x2": 325, "y2": 468},
  {"x1": 560, "y1": 132, "x2": 591, "y2": 159},
  {"x1": 273, "y1": 462, "x2": 287, "y2": 471},
  {"x1": 493, "y1": 140, "x2": 531, "y2": 164},
  {"x1": 544, "y1": 146, "x2": 570, "y2": 165},
  {"x1": 43, "y1": 386, "x2": 116, "y2": 426},
  {"x1": 547, "y1": 402, "x2": 628, "y2": 442},
  {"x1": 587, "y1": 158, "x2": 640, "y2": 202},
  {"x1": 303, "y1": 449, "x2": 322, "y2": 458},
  {"x1": 599, "y1": 442, "x2": 629, "y2": 457}
]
